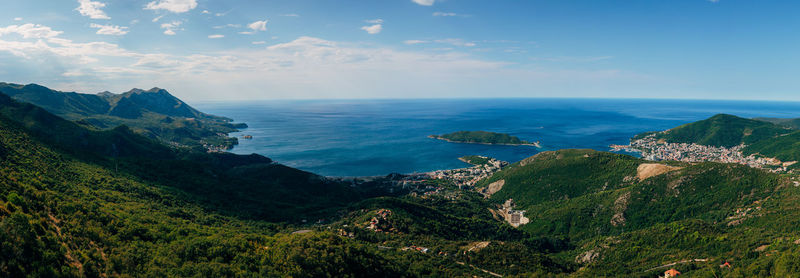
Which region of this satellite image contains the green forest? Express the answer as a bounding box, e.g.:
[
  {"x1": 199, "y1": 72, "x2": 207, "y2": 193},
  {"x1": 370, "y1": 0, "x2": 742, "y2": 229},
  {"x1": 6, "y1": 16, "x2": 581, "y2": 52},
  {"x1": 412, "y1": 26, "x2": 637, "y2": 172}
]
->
[{"x1": 4, "y1": 87, "x2": 800, "y2": 277}]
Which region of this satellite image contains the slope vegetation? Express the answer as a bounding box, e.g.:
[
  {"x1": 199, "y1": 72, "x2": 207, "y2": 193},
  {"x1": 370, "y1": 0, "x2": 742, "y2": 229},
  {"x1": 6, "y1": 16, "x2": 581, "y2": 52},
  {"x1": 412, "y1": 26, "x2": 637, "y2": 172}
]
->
[
  {"x1": 0, "y1": 82, "x2": 244, "y2": 149},
  {"x1": 479, "y1": 149, "x2": 800, "y2": 276},
  {"x1": 653, "y1": 114, "x2": 791, "y2": 147}
]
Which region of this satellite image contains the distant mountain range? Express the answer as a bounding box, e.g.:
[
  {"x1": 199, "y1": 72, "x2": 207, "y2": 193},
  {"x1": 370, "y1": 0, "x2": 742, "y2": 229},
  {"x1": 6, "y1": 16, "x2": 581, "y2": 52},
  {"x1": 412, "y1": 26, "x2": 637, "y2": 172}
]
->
[{"x1": 0, "y1": 82, "x2": 245, "y2": 150}]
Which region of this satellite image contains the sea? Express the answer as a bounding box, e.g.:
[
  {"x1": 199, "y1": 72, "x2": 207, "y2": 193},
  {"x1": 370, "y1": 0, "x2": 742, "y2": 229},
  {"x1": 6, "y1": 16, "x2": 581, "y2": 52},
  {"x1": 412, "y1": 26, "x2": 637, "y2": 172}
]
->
[{"x1": 195, "y1": 98, "x2": 800, "y2": 177}]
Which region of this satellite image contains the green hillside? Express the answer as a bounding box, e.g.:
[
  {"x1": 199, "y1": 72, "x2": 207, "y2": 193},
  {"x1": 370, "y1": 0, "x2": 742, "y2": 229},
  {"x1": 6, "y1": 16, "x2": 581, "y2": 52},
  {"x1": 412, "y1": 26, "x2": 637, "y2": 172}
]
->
[
  {"x1": 649, "y1": 114, "x2": 792, "y2": 147},
  {"x1": 743, "y1": 130, "x2": 800, "y2": 162},
  {"x1": 0, "y1": 111, "x2": 480, "y2": 277},
  {"x1": 478, "y1": 149, "x2": 800, "y2": 276},
  {"x1": 479, "y1": 149, "x2": 642, "y2": 207},
  {"x1": 0, "y1": 82, "x2": 244, "y2": 150},
  {"x1": 0, "y1": 92, "x2": 362, "y2": 221}
]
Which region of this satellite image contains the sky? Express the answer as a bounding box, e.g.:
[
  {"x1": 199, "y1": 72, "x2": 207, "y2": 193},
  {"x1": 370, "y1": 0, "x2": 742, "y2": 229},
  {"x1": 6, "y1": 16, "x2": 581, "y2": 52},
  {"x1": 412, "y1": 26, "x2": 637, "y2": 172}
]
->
[{"x1": 1, "y1": 0, "x2": 799, "y2": 101}]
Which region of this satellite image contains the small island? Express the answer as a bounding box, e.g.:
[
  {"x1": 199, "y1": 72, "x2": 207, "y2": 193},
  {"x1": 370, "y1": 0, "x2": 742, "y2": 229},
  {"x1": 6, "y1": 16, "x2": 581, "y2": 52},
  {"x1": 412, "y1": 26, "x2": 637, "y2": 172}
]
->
[{"x1": 429, "y1": 131, "x2": 541, "y2": 147}]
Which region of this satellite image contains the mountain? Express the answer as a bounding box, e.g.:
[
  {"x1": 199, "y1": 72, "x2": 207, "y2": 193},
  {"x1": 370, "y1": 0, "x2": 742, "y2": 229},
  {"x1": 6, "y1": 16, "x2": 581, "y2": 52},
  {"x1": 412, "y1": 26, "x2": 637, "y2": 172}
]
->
[
  {"x1": 0, "y1": 82, "x2": 245, "y2": 150},
  {"x1": 646, "y1": 114, "x2": 792, "y2": 148},
  {"x1": 0, "y1": 102, "x2": 408, "y2": 277},
  {"x1": 0, "y1": 91, "x2": 366, "y2": 221},
  {"x1": 633, "y1": 114, "x2": 800, "y2": 165},
  {"x1": 476, "y1": 149, "x2": 800, "y2": 276}
]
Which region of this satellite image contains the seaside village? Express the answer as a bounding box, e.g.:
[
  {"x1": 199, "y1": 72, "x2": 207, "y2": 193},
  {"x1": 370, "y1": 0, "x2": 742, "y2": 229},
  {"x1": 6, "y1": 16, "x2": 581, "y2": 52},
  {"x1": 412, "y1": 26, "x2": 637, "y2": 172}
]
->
[{"x1": 611, "y1": 132, "x2": 797, "y2": 173}]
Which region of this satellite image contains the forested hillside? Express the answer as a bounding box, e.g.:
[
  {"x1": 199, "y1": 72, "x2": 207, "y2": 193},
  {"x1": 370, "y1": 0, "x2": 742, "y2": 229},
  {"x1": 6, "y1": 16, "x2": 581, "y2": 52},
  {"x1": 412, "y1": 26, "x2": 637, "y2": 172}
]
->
[
  {"x1": 477, "y1": 149, "x2": 800, "y2": 276},
  {"x1": 649, "y1": 114, "x2": 792, "y2": 147}
]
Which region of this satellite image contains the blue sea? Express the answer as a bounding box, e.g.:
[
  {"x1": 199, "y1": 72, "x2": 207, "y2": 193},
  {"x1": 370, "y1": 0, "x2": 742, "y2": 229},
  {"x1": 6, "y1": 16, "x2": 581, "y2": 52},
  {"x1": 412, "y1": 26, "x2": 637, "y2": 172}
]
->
[{"x1": 195, "y1": 99, "x2": 800, "y2": 177}]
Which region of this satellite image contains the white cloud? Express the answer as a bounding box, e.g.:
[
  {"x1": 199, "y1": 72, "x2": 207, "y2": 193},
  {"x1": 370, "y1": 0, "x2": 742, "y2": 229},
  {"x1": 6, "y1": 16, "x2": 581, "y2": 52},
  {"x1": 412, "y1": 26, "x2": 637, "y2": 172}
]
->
[
  {"x1": 412, "y1": 0, "x2": 435, "y2": 6},
  {"x1": 152, "y1": 15, "x2": 164, "y2": 22},
  {"x1": 361, "y1": 24, "x2": 382, "y2": 34},
  {"x1": 433, "y1": 12, "x2": 455, "y2": 16},
  {"x1": 0, "y1": 24, "x2": 63, "y2": 39},
  {"x1": 13, "y1": 18, "x2": 23, "y2": 21},
  {"x1": 208, "y1": 34, "x2": 224, "y2": 39},
  {"x1": 252, "y1": 41, "x2": 266, "y2": 45},
  {"x1": 90, "y1": 24, "x2": 129, "y2": 36},
  {"x1": 404, "y1": 40, "x2": 428, "y2": 45},
  {"x1": 240, "y1": 20, "x2": 268, "y2": 35},
  {"x1": 365, "y1": 19, "x2": 383, "y2": 24},
  {"x1": 144, "y1": 0, "x2": 197, "y2": 13},
  {"x1": 76, "y1": 0, "x2": 111, "y2": 20},
  {"x1": 248, "y1": 20, "x2": 268, "y2": 31},
  {"x1": 201, "y1": 10, "x2": 210, "y2": 14},
  {"x1": 160, "y1": 21, "x2": 182, "y2": 35}
]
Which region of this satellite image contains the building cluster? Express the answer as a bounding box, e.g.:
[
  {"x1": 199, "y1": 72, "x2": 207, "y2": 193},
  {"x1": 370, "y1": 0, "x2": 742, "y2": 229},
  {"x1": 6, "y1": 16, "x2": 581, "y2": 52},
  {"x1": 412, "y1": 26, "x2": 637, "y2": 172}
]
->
[
  {"x1": 499, "y1": 198, "x2": 529, "y2": 228},
  {"x1": 427, "y1": 157, "x2": 508, "y2": 188},
  {"x1": 613, "y1": 133, "x2": 792, "y2": 173},
  {"x1": 400, "y1": 245, "x2": 430, "y2": 253},
  {"x1": 366, "y1": 209, "x2": 396, "y2": 233}
]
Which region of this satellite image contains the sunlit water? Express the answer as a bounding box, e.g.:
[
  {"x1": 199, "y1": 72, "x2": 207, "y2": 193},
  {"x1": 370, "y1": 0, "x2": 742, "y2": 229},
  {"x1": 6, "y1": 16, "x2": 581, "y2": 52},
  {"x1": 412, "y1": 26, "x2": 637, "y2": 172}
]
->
[{"x1": 195, "y1": 98, "x2": 800, "y2": 176}]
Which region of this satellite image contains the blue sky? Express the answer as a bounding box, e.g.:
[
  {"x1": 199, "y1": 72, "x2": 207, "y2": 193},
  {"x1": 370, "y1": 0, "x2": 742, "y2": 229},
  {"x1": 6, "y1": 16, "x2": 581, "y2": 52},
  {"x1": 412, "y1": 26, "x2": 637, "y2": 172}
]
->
[{"x1": 1, "y1": 0, "x2": 799, "y2": 101}]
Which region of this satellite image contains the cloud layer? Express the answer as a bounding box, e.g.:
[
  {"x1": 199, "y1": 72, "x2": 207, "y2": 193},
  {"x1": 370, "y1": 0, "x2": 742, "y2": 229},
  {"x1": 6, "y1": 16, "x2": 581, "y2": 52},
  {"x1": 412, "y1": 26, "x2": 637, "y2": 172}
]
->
[{"x1": 0, "y1": 22, "x2": 647, "y2": 100}]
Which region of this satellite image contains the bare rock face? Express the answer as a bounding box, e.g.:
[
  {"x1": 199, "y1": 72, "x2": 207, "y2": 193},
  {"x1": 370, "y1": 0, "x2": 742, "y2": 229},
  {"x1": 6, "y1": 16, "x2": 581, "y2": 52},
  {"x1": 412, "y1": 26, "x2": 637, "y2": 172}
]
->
[
  {"x1": 610, "y1": 191, "x2": 631, "y2": 227},
  {"x1": 482, "y1": 179, "x2": 505, "y2": 196},
  {"x1": 637, "y1": 163, "x2": 682, "y2": 181},
  {"x1": 575, "y1": 249, "x2": 601, "y2": 264}
]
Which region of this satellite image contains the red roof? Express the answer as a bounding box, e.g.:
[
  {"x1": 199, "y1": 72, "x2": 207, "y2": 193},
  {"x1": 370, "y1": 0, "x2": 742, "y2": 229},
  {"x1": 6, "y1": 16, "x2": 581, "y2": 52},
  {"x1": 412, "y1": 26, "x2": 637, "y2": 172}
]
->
[{"x1": 665, "y1": 269, "x2": 681, "y2": 276}]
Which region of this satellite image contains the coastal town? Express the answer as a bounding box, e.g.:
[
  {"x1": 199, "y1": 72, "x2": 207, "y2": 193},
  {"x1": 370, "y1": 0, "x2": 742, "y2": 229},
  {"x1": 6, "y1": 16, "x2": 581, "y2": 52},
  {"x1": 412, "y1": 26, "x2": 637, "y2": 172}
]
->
[
  {"x1": 611, "y1": 132, "x2": 796, "y2": 173},
  {"x1": 427, "y1": 156, "x2": 509, "y2": 188}
]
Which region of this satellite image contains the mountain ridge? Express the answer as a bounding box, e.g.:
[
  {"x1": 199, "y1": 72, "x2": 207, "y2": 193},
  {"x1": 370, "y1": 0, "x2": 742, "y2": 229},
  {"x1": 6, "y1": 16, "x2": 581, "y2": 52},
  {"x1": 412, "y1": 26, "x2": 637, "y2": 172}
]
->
[{"x1": 0, "y1": 82, "x2": 243, "y2": 150}]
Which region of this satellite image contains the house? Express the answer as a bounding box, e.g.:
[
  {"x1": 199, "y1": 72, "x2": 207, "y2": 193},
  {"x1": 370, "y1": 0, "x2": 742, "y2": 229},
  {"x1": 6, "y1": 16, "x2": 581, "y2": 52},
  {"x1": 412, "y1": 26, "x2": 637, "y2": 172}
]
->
[{"x1": 664, "y1": 269, "x2": 681, "y2": 277}]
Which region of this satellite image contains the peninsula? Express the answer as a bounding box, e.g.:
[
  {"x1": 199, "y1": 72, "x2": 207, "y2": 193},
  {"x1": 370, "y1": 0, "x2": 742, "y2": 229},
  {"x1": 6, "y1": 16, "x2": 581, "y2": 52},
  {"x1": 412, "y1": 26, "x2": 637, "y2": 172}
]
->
[{"x1": 430, "y1": 130, "x2": 541, "y2": 147}]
